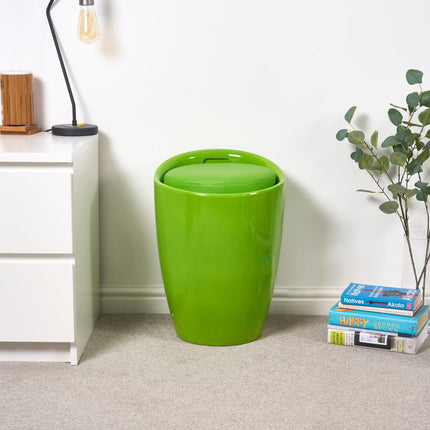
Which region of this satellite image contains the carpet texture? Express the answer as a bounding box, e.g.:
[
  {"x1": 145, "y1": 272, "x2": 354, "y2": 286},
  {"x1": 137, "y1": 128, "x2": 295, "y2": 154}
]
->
[{"x1": 1, "y1": 314, "x2": 429, "y2": 429}]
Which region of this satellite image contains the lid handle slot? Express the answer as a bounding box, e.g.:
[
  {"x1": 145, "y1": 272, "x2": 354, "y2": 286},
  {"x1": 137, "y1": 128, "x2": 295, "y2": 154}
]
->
[{"x1": 203, "y1": 157, "x2": 230, "y2": 163}]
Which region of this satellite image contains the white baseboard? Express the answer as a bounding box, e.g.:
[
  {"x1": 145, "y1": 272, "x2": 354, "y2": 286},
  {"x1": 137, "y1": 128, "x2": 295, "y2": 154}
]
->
[
  {"x1": 0, "y1": 342, "x2": 74, "y2": 364},
  {"x1": 101, "y1": 285, "x2": 342, "y2": 316}
]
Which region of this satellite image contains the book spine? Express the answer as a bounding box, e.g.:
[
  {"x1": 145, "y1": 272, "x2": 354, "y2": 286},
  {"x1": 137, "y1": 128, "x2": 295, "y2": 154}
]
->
[
  {"x1": 340, "y1": 296, "x2": 409, "y2": 310},
  {"x1": 327, "y1": 326, "x2": 428, "y2": 354},
  {"x1": 328, "y1": 308, "x2": 419, "y2": 334},
  {"x1": 338, "y1": 303, "x2": 416, "y2": 317}
]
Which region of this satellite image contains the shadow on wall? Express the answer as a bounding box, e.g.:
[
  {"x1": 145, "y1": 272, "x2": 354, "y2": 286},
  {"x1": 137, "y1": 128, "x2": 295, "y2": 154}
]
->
[
  {"x1": 276, "y1": 176, "x2": 331, "y2": 287},
  {"x1": 33, "y1": 76, "x2": 45, "y2": 129},
  {"x1": 98, "y1": 131, "x2": 160, "y2": 287}
]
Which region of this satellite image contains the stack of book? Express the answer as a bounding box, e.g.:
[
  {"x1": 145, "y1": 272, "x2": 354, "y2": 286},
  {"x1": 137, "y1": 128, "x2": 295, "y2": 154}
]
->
[{"x1": 328, "y1": 282, "x2": 429, "y2": 354}]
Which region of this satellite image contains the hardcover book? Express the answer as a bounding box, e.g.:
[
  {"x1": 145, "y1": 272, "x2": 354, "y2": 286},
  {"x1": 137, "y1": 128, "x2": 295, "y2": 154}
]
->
[
  {"x1": 328, "y1": 302, "x2": 429, "y2": 335},
  {"x1": 340, "y1": 283, "x2": 422, "y2": 311},
  {"x1": 327, "y1": 322, "x2": 429, "y2": 354},
  {"x1": 338, "y1": 301, "x2": 423, "y2": 317}
]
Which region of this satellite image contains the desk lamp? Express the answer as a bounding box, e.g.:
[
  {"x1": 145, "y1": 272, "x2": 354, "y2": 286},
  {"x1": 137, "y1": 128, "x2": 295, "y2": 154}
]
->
[{"x1": 46, "y1": 0, "x2": 100, "y2": 136}]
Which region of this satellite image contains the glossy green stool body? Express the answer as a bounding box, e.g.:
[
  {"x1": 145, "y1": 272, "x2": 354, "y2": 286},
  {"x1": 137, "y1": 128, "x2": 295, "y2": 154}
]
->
[{"x1": 154, "y1": 149, "x2": 285, "y2": 345}]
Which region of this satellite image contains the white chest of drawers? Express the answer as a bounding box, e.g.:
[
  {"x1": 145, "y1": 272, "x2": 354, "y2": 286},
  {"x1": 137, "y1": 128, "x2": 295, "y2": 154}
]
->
[{"x1": 0, "y1": 133, "x2": 99, "y2": 365}]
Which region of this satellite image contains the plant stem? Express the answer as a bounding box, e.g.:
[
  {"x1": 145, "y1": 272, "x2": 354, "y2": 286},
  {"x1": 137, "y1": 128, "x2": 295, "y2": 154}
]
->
[
  {"x1": 416, "y1": 241, "x2": 430, "y2": 295},
  {"x1": 398, "y1": 197, "x2": 408, "y2": 234},
  {"x1": 414, "y1": 173, "x2": 430, "y2": 299},
  {"x1": 405, "y1": 234, "x2": 419, "y2": 287},
  {"x1": 424, "y1": 203, "x2": 429, "y2": 299},
  {"x1": 400, "y1": 180, "x2": 420, "y2": 289}
]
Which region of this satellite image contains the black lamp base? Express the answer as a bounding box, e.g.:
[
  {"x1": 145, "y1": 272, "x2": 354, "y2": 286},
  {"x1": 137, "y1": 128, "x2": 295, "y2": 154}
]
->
[{"x1": 52, "y1": 123, "x2": 98, "y2": 136}]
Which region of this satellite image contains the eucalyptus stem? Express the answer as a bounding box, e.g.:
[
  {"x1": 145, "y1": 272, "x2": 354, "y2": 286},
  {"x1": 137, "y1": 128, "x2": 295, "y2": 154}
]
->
[
  {"x1": 423, "y1": 204, "x2": 430, "y2": 297},
  {"x1": 415, "y1": 192, "x2": 430, "y2": 297},
  {"x1": 416, "y1": 242, "x2": 430, "y2": 294},
  {"x1": 398, "y1": 185, "x2": 420, "y2": 288},
  {"x1": 398, "y1": 197, "x2": 408, "y2": 234},
  {"x1": 337, "y1": 69, "x2": 430, "y2": 299},
  {"x1": 405, "y1": 234, "x2": 420, "y2": 287}
]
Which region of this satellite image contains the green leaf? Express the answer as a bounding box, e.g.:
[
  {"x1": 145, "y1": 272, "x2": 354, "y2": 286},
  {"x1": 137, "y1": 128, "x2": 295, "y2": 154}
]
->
[
  {"x1": 405, "y1": 189, "x2": 418, "y2": 199},
  {"x1": 350, "y1": 148, "x2": 363, "y2": 162},
  {"x1": 416, "y1": 140, "x2": 425, "y2": 151},
  {"x1": 371, "y1": 156, "x2": 389, "y2": 172},
  {"x1": 406, "y1": 69, "x2": 423, "y2": 85},
  {"x1": 388, "y1": 183, "x2": 407, "y2": 198},
  {"x1": 418, "y1": 108, "x2": 430, "y2": 126},
  {"x1": 370, "y1": 131, "x2": 378, "y2": 148},
  {"x1": 376, "y1": 155, "x2": 389, "y2": 171},
  {"x1": 415, "y1": 181, "x2": 429, "y2": 191},
  {"x1": 396, "y1": 125, "x2": 411, "y2": 143},
  {"x1": 379, "y1": 201, "x2": 399, "y2": 214},
  {"x1": 390, "y1": 103, "x2": 408, "y2": 112},
  {"x1": 347, "y1": 130, "x2": 365, "y2": 145},
  {"x1": 407, "y1": 133, "x2": 421, "y2": 143},
  {"x1": 358, "y1": 153, "x2": 373, "y2": 170},
  {"x1": 388, "y1": 108, "x2": 403, "y2": 126},
  {"x1": 406, "y1": 92, "x2": 420, "y2": 111},
  {"x1": 344, "y1": 106, "x2": 357, "y2": 124},
  {"x1": 421, "y1": 91, "x2": 430, "y2": 107},
  {"x1": 389, "y1": 152, "x2": 407, "y2": 166},
  {"x1": 336, "y1": 129, "x2": 349, "y2": 141},
  {"x1": 381, "y1": 136, "x2": 401, "y2": 147},
  {"x1": 404, "y1": 122, "x2": 424, "y2": 128},
  {"x1": 407, "y1": 158, "x2": 423, "y2": 175},
  {"x1": 417, "y1": 148, "x2": 430, "y2": 163},
  {"x1": 356, "y1": 189, "x2": 379, "y2": 193},
  {"x1": 417, "y1": 190, "x2": 428, "y2": 202},
  {"x1": 393, "y1": 143, "x2": 409, "y2": 155},
  {"x1": 415, "y1": 182, "x2": 430, "y2": 202}
]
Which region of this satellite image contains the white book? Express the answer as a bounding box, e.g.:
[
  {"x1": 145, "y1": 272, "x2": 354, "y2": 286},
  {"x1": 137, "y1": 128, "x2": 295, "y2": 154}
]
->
[{"x1": 327, "y1": 322, "x2": 429, "y2": 354}]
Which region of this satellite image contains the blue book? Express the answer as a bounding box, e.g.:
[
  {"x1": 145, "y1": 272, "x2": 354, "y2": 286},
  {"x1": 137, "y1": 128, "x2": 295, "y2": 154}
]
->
[
  {"x1": 340, "y1": 283, "x2": 422, "y2": 311},
  {"x1": 328, "y1": 303, "x2": 429, "y2": 335}
]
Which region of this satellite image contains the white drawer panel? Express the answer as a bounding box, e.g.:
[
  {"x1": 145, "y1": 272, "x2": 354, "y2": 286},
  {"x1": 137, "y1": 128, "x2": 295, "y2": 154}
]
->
[
  {"x1": 0, "y1": 167, "x2": 73, "y2": 254},
  {"x1": 0, "y1": 259, "x2": 75, "y2": 342}
]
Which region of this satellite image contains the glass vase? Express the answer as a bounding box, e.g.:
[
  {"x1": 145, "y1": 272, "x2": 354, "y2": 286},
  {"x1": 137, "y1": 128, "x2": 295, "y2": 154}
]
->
[{"x1": 401, "y1": 231, "x2": 429, "y2": 299}]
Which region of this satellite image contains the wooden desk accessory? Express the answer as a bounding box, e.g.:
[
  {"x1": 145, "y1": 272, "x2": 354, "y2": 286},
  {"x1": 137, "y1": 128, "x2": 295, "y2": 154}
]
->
[{"x1": 0, "y1": 72, "x2": 41, "y2": 135}]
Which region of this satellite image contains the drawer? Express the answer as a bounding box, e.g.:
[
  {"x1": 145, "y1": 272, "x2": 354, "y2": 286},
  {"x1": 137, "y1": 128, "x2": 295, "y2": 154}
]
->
[
  {"x1": 0, "y1": 259, "x2": 75, "y2": 342},
  {"x1": 0, "y1": 167, "x2": 73, "y2": 254}
]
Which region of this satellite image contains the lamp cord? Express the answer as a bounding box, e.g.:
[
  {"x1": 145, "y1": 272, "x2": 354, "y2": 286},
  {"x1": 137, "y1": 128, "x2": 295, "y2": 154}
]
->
[{"x1": 46, "y1": 0, "x2": 77, "y2": 127}]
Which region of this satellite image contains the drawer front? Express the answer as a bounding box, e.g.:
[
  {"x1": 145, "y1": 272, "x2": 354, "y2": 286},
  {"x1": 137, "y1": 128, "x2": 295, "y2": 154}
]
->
[
  {"x1": 0, "y1": 259, "x2": 75, "y2": 342},
  {"x1": 0, "y1": 167, "x2": 73, "y2": 254}
]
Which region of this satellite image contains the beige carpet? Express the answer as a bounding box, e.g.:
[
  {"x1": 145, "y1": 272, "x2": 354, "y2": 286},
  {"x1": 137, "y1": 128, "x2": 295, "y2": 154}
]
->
[{"x1": 1, "y1": 314, "x2": 430, "y2": 430}]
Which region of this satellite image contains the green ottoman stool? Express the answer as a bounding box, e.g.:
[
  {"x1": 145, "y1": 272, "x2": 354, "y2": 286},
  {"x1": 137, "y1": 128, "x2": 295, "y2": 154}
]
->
[{"x1": 154, "y1": 149, "x2": 285, "y2": 345}]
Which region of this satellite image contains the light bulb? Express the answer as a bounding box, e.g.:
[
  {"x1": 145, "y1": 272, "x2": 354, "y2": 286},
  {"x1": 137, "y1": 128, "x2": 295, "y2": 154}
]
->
[{"x1": 77, "y1": 0, "x2": 100, "y2": 44}]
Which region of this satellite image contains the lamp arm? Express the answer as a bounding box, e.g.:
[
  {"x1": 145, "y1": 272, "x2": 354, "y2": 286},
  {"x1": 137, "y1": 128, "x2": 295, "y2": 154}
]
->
[{"x1": 46, "y1": 0, "x2": 77, "y2": 127}]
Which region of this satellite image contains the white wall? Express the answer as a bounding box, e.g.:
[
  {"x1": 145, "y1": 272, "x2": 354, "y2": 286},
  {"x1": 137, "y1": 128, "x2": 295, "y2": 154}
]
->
[{"x1": 1, "y1": 0, "x2": 430, "y2": 314}]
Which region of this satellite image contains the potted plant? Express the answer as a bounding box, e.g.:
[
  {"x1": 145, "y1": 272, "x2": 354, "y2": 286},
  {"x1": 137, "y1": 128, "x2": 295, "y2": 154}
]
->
[{"x1": 337, "y1": 69, "x2": 430, "y2": 300}]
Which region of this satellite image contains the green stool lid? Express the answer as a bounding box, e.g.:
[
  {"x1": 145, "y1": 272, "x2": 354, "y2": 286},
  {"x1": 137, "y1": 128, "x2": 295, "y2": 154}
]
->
[{"x1": 163, "y1": 163, "x2": 277, "y2": 194}]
